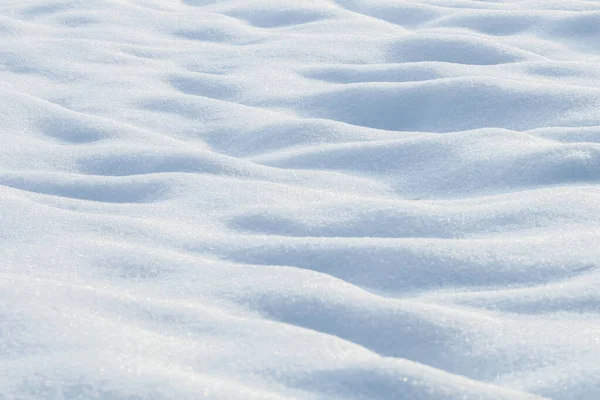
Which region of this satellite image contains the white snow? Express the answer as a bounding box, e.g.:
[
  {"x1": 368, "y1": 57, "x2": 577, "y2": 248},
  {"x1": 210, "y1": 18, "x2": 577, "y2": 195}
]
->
[{"x1": 1, "y1": 0, "x2": 600, "y2": 399}]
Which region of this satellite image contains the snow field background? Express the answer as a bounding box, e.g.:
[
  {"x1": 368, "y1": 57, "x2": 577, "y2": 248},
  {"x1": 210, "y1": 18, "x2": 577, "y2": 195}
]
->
[{"x1": 1, "y1": 0, "x2": 600, "y2": 399}]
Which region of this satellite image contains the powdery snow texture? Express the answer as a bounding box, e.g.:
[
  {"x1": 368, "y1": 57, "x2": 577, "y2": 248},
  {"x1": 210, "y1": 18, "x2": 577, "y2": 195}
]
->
[{"x1": 1, "y1": 0, "x2": 600, "y2": 399}]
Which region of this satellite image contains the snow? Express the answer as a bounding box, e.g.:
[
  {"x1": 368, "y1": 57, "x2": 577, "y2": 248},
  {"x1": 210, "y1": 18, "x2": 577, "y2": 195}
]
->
[{"x1": 1, "y1": 0, "x2": 599, "y2": 399}]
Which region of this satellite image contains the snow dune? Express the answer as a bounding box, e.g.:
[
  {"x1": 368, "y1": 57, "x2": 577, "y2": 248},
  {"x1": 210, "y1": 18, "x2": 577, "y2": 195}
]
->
[{"x1": 1, "y1": 0, "x2": 599, "y2": 399}]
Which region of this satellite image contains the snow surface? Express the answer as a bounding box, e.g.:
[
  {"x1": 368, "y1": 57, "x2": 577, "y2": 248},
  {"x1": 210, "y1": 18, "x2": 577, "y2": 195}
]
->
[{"x1": 1, "y1": 0, "x2": 600, "y2": 399}]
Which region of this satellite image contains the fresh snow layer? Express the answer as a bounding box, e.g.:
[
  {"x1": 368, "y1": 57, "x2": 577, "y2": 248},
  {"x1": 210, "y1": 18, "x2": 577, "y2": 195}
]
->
[{"x1": 1, "y1": 0, "x2": 600, "y2": 399}]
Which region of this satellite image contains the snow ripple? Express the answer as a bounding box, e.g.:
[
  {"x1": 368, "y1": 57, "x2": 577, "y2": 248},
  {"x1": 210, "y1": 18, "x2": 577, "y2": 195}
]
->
[{"x1": 2, "y1": 0, "x2": 600, "y2": 399}]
